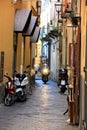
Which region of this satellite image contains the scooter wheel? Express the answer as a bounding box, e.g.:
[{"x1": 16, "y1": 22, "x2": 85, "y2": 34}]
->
[
  {"x1": 42, "y1": 75, "x2": 48, "y2": 84},
  {"x1": 18, "y1": 94, "x2": 27, "y2": 102},
  {"x1": 4, "y1": 94, "x2": 14, "y2": 106},
  {"x1": 60, "y1": 85, "x2": 67, "y2": 93}
]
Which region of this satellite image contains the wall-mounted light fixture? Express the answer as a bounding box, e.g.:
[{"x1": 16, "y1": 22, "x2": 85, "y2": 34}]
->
[
  {"x1": 55, "y1": 0, "x2": 62, "y2": 13},
  {"x1": 55, "y1": 0, "x2": 63, "y2": 33},
  {"x1": 55, "y1": 0, "x2": 62, "y2": 20},
  {"x1": 55, "y1": 0, "x2": 62, "y2": 18}
]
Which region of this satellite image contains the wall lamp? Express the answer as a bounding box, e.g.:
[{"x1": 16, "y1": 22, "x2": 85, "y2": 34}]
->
[
  {"x1": 55, "y1": 0, "x2": 62, "y2": 19},
  {"x1": 55, "y1": 0, "x2": 62, "y2": 13}
]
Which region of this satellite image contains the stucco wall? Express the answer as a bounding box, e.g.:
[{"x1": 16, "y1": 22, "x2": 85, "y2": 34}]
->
[
  {"x1": 0, "y1": 0, "x2": 37, "y2": 82},
  {"x1": 50, "y1": 41, "x2": 58, "y2": 82},
  {"x1": 0, "y1": 0, "x2": 14, "y2": 82}
]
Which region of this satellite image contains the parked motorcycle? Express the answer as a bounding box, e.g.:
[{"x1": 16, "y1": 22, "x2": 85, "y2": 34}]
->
[
  {"x1": 14, "y1": 71, "x2": 28, "y2": 101},
  {"x1": 41, "y1": 64, "x2": 50, "y2": 84},
  {"x1": 58, "y1": 68, "x2": 68, "y2": 93},
  {"x1": 4, "y1": 74, "x2": 15, "y2": 106}
]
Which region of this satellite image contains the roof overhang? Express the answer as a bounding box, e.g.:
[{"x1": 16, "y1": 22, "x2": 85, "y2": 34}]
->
[{"x1": 14, "y1": 9, "x2": 32, "y2": 33}]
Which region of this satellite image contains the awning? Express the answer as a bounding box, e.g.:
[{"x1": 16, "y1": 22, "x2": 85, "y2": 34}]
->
[
  {"x1": 30, "y1": 27, "x2": 40, "y2": 43},
  {"x1": 23, "y1": 16, "x2": 37, "y2": 36},
  {"x1": 14, "y1": 9, "x2": 32, "y2": 33}
]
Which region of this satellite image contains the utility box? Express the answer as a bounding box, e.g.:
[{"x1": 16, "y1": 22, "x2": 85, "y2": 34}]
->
[{"x1": 0, "y1": 52, "x2": 4, "y2": 82}]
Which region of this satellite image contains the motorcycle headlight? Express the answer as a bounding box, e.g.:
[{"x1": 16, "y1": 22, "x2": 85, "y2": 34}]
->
[{"x1": 42, "y1": 68, "x2": 49, "y2": 75}]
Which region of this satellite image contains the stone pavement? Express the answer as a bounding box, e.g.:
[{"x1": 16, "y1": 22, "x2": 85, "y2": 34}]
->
[
  {"x1": 0, "y1": 79, "x2": 79, "y2": 130},
  {"x1": 35, "y1": 79, "x2": 79, "y2": 130}
]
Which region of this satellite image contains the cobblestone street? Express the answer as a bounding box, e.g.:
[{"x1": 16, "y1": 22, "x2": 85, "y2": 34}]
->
[{"x1": 0, "y1": 79, "x2": 78, "y2": 130}]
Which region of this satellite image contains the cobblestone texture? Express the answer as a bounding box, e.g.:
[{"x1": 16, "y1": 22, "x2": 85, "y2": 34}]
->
[{"x1": 0, "y1": 79, "x2": 78, "y2": 130}]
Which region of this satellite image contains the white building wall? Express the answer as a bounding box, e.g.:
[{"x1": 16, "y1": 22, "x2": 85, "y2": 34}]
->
[
  {"x1": 49, "y1": 39, "x2": 59, "y2": 82},
  {"x1": 40, "y1": 0, "x2": 60, "y2": 82}
]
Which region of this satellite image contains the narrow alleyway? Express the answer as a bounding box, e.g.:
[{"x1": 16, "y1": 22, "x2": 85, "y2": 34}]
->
[{"x1": 0, "y1": 79, "x2": 78, "y2": 130}]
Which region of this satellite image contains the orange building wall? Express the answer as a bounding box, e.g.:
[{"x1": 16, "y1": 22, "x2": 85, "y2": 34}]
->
[
  {"x1": 0, "y1": 0, "x2": 37, "y2": 82},
  {"x1": 0, "y1": 0, "x2": 14, "y2": 82}
]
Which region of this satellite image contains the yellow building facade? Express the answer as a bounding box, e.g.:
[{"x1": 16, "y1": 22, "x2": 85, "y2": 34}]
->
[
  {"x1": 0, "y1": 0, "x2": 14, "y2": 82},
  {"x1": 0, "y1": 0, "x2": 38, "y2": 83}
]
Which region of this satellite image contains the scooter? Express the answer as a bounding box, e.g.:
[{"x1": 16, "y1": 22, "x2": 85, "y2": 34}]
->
[
  {"x1": 14, "y1": 71, "x2": 28, "y2": 101},
  {"x1": 41, "y1": 64, "x2": 50, "y2": 84},
  {"x1": 4, "y1": 74, "x2": 15, "y2": 106},
  {"x1": 58, "y1": 68, "x2": 68, "y2": 93}
]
